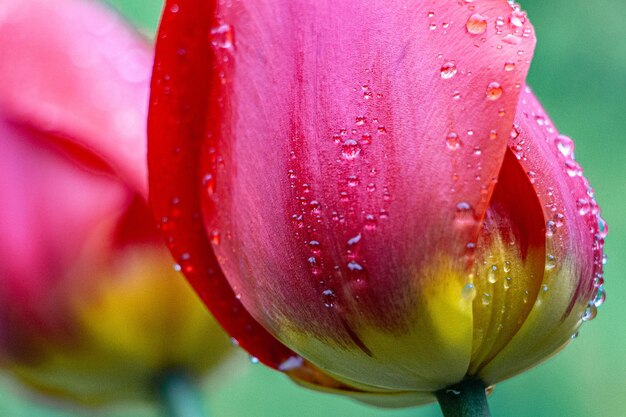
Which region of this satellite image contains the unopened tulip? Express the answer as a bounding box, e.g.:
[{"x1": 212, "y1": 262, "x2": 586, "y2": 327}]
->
[
  {"x1": 148, "y1": 0, "x2": 607, "y2": 413},
  {"x1": 0, "y1": 0, "x2": 230, "y2": 405}
]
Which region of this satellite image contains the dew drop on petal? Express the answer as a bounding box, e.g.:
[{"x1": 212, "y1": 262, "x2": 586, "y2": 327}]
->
[
  {"x1": 502, "y1": 34, "x2": 522, "y2": 45},
  {"x1": 554, "y1": 134, "x2": 575, "y2": 158},
  {"x1": 322, "y1": 289, "x2": 336, "y2": 308},
  {"x1": 577, "y1": 198, "x2": 591, "y2": 216},
  {"x1": 466, "y1": 14, "x2": 488, "y2": 34},
  {"x1": 487, "y1": 265, "x2": 498, "y2": 283},
  {"x1": 454, "y1": 202, "x2": 475, "y2": 224},
  {"x1": 446, "y1": 132, "x2": 461, "y2": 150},
  {"x1": 593, "y1": 285, "x2": 606, "y2": 308},
  {"x1": 598, "y1": 216, "x2": 609, "y2": 239},
  {"x1": 341, "y1": 139, "x2": 361, "y2": 160},
  {"x1": 440, "y1": 62, "x2": 458, "y2": 79},
  {"x1": 486, "y1": 82, "x2": 503, "y2": 100},
  {"x1": 461, "y1": 283, "x2": 477, "y2": 301},
  {"x1": 210, "y1": 24, "x2": 234, "y2": 49},
  {"x1": 481, "y1": 292, "x2": 492, "y2": 305},
  {"x1": 582, "y1": 302, "x2": 598, "y2": 321}
]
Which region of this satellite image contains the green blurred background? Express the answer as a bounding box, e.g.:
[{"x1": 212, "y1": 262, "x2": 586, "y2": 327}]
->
[{"x1": 1, "y1": 1, "x2": 624, "y2": 416}]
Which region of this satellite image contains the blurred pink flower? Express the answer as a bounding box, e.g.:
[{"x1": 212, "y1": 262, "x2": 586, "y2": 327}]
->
[{"x1": 0, "y1": 0, "x2": 229, "y2": 404}]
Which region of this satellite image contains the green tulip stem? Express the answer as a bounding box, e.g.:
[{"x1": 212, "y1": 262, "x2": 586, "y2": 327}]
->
[
  {"x1": 435, "y1": 378, "x2": 491, "y2": 417},
  {"x1": 159, "y1": 371, "x2": 209, "y2": 417}
]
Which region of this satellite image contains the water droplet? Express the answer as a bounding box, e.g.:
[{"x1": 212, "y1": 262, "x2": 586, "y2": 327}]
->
[
  {"x1": 509, "y1": 10, "x2": 526, "y2": 28},
  {"x1": 481, "y1": 292, "x2": 492, "y2": 305},
  {"x1": 429, "y1": 23, "x2": 437, "y2": 30},
  {"x1": 347, "y1": 234, "x2": 362, "y2": 246},
  {"x1": 582, "y1": 302, "x2": 597, "y2": 321},
  {"x1": 502, "y1": 34, "x2": 522, "y2": 45},
  {"x1": 486, "y1": 82, "x2": 503, "y2": 100},
  {"x1": 322, "y1": 289, "x2": 336, "y2": 308},
  {"x1": 440, "y1": 62, "x2": 458, "y2": 79},
  {"x1": 504, "y1": 61, "x2": 516, "y2": 71},
  {"x1": 554, "y1": 213, "x2": 565, "y2": 228},
  {"x1": 466, "y1": 14, "x2": 488, "y2": 34},
  {"x1": 570, "y1": 331, "x2": 579, "y2": 340},
  {"x1": 554, "y1": 135, "x2": 575, "y2": 158},
  {"x1": 598, "y1": 216, "x2": 609, "y2": 239},
  {"x1": 577, "y1": 198, "x2": 591, "y2": 216},
  {"x1": 446, "y1": 132, "x2": 461, "y2": 150},
  {"x1": 565, "y1": 160, "x2": 582, "y2": 177},
  {"x1": 455, "y1": 202, "x2": 475, "y2": 222},
  {"x1": 341, "y1": 139, "x2": 361, "y2": 160},
  {"x1": 504, "y1": 276, "x2": 512, "y2": 290},
  {"x1": 489, "y1": 129, "x2": 498, "y2": 140},
  {"x1": 593, "y1": 285, "x2": 606, "y2": 308},
  {"x1": 347, "y1": 261, "x2": 363, "y2": 271},
  {"x1": 462, "y1": 283, "x2": 477, "y2": 301},
  {"x1": 546, "y1": 220, "x2": 557, "y2": 238},
  {"x1": 169, "y1": 3, "x2": 180, "y2": 13},
  {"x1": 364, "y1": 214, "x2": 378, "y2": 230},
  {"x1": 309, "y1": 200, "x2": 322, "y2": 215},
  {"x1": 366, "y1": 182, "x2": 376, "y2": 192},
  {"x1": 278, "y1": 356, "x2": 304, "y2": 371},
  {"x1": 355, "y1": 116, "x2": 366, "y2": 125},
  {"x1": 308, "y1": 240, "x2": 321, "y2": 254},
  {"x1": 249, "y1": 355, "x2": 260, "y2": 364},
  {"x1": 347, "y1": 175, "x2": 360, "y2": 187},
  {"x1": 210, "y1": 24, "x2": 234, "y2": 49},
  {"x1": 545, "y1": 254, "x2": 557, "y2": 270},
  {"x1": 488, "y1": 265, "x2": 498, "y2": 283}
]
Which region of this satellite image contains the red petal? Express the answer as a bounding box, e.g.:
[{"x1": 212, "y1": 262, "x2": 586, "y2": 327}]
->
[
  {"x1": 148, "y1": 0, "x2": 299, "y2": 368},
  {"x1": 0, "y1": 0, "x2": 151, "y2": 194}
]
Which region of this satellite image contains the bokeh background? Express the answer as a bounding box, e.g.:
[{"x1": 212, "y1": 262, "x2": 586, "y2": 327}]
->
[{"x1": 1, "y1": 1, "x2": 624, "y2": 416}]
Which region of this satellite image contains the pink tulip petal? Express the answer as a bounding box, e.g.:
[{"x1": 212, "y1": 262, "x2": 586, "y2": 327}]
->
[
  {"x1": 0, "y1": 0, "x2": 151, "y2": 194},
  {"x1": 480, "y1": 86, "x2": 604, "y2": 383}
]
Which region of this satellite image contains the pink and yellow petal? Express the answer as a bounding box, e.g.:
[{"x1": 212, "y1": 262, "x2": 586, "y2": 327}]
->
[
  {"x1": 467, "y1": 149, "x2": 546, "y2": 375},
  {"x1": 480, "y1": 87, "x2": 603, "y2": 384},
  {"x1": 9, "y1": 246, "x2": 231, "y2": 404},
  {"x1": 272, "y1": 256, "x2": 474, "y2": 390}
]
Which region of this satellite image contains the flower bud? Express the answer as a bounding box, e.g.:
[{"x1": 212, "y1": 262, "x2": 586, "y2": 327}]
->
[{"x1": 148, "y1": 0, "x2": 606, "y2": 407}]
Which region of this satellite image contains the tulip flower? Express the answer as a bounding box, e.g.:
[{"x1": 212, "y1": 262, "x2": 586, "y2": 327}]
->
[
  {"x1": 147, "y1": 0, "x2": 607, "y2": 415},
  {"x1": 0, "y1": 0, "x2": 230, "y2": 409}
]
